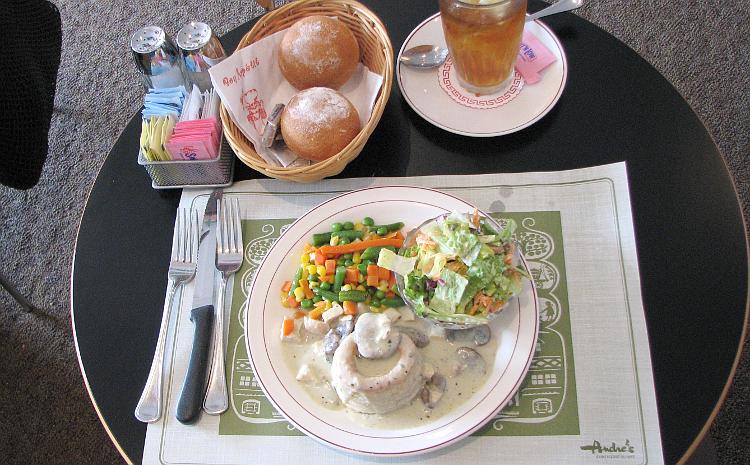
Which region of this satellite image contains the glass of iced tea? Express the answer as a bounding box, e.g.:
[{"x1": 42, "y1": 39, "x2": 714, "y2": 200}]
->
[{"x1": 439, "y1": 0, "x2": 527, "y2": 95}]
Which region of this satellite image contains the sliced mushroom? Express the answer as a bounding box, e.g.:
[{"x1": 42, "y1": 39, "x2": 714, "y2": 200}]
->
[
  {"x1": 446, "y1": 325, "x2": 491, "y2": 346},
  {"x1": 323, "y1": 329, "x2": 342, "y2": 362},
  {"x1": 473, "y1": 325, "x2": 491, "y2": 346},
  {"x1": 455, "y1": 346, "x2": 486, "y2": 375},
  {"x1": 420, "y1": 372, "x2": 448, "y2": 409},
  {"x1": 334, "y1": 316, "x2": 354, "y2": 338},
  {"x1": 397, "y1": 326, "x2": 430, "y2": 348}
]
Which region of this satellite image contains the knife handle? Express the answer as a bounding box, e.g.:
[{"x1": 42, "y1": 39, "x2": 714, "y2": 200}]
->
[{"x1": 176, "y1": 305, "x2": 214, "y2": 424}]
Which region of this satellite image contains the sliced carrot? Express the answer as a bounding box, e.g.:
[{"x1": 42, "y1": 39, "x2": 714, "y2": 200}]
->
[
  {"x1": 385, "y1": 290, "x2": 395, "y2": 299},
  {"x1": 318, "y1": 238, "x2": 404, "y2": 257},
  {"x1": 300, "y1": 279, "x2": 314, "y2": 299},
  {"x1": 282, "y1": 318, "x2": 295, "y2": 336},
  {"x1": 378, "y1": 266, "x2": 391, "y2": 281},
  {"x1": 309, "y1": 308, "x2": 324, "y2": 320},
  {"x1": 318, "y1": 274, "x2": 332, "y2": 283},
  {"x1": 393, "y1": 231, "x2": 404, "y2": 241},
  {"x1": 292, "y1": 310, "x2": 306, "y2": 319},
  {"x1": 324, "y1": 259, "x2": 337, "y2": 275},
  {"x1": 281, "y1": 280, "x2": 292, "y2": 293},
  {"x1": 345, "y1": 267, "x2": 359, "y2": 284},
  {"x1": 388, "y1": 272, "x2": 396, "y2": 286},
  {"x1": 366, "y1": 264, "x2": 378, "y2": 276},
  {"x1": 343, "y1": 301, "x2": 357, "y2": 315},
  {"x1": 314, "y1": 249, "x2": 326, "y2": 265},
  {"x1": 367, "y1": 274, "x2": 379, "y2": 287}
]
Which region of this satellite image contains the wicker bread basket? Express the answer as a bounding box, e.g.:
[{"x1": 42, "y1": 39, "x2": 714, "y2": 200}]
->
[{"x1": 220, "y1": 0, "x2": 394, "y2": 182}]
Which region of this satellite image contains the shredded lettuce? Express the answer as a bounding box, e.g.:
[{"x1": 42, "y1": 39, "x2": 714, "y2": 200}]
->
[{"x1": 377, "y1": 248, "x2": 417, "y2": 276}]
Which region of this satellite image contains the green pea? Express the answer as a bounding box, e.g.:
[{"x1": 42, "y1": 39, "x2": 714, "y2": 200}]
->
[
  {"x1": 370, "y1": 299, "x2": 381, "y2": 308},
  {"x1": 339, "y1": 238, "x2": 350, "y2": 245},
  {"x1": 343, "y1": 221, "x2": 354, "y2": 230},
  {"x1": 300, "y1": 299, "x2": 313, "y2": 309},
  {"x1": 331, "y1": 222, "x2": 343, "y2": 232},
  {"x1": 312, "y1": 295, "x2": 322, "y2": 303},
  {"x1": 362, "y1": 217, "x2": 374, "y2": 226},
  {"x1": 376, "y1": 226, "x2": 388, "y2": 236},
  {"x1": 336, "y1": 259, "x2": 345, "y2": 266},
  {"x1": 344, "y1": 259, "x2": 354, "y2": 266},
  {"x1": 357, "y1": 263, "x2": 368, "y2": 273},
  {"x1": 375, "y1": 290, "x2": 386, "y2": 299},
  {"x1": 320, "y1": 281, "x2": 332, "y2": 290}
]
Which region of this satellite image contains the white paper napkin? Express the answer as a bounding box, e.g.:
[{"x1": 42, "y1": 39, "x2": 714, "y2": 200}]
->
[{"x1": 209, "y1": 26, "x2": 384, "y2": 167}]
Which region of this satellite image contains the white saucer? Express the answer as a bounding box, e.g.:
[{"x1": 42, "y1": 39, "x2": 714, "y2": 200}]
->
[{"x1": 396, "y1": 13, "x2": 568, "y2": 137}]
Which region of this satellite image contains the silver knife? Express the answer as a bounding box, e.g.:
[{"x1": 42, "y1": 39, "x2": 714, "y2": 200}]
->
[{"x1": 176, "y1": 189, "x2": 222, "y2": 424}]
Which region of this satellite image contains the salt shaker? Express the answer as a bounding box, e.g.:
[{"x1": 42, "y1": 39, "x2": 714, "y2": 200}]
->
[
  {"x1": 177, "y1": 22, "x2": 227, "y2": 92},
  {"x1": 130, "y1": 26, "x2": 187, "y2": 90}
]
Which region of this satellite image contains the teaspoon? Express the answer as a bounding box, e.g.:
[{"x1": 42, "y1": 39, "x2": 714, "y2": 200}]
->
[{"x1": 400, "y1": 0, "x2": 583, "y2": 68}]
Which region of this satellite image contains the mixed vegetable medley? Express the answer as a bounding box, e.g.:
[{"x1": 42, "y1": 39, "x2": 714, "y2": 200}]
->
[
  {"x1": 280, "y1": 217, "x2": 407, "y2": 337},
  {"x1": 400, "y1": 211, "x2": 527, "y2": 325}
]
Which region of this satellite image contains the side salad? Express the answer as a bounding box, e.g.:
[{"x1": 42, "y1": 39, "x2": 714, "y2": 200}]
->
[{"x1": 394, "y1": 211, "x2": 528, "y2": 325}]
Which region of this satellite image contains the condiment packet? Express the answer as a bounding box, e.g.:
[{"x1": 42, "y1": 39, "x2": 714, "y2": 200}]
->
[
  {"x1": 140, "y1": 114, "x2": 176, "y2": 161},
  {"x1": 208, "y1": 24, "x2": 384, "y2": 167},
  {"x1": 142, "y1": 85, "x2": 187, "y2": 119},
  {"x1": 514, "y1": 30, "x2": 557, "y2": 85},
  {"x1": 165, "y1": 87, "x2": 222, "y2": 161}
]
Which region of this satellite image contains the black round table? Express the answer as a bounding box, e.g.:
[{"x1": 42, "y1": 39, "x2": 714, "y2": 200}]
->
[{"x1": 71, "y1": 1, "x2": 748, "y2": 464}]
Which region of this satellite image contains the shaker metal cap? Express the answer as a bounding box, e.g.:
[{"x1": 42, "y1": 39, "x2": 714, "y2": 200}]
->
[
  {"x1": 130, "y1": 26, "x2": 167, "y2": 53},
  {"x1": 177, "y1": 22, "x2": 213, "y2": 51}
]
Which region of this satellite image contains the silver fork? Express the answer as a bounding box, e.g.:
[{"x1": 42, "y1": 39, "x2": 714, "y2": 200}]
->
[
  {"x1": 135, "y1": 208, "x2": 199, "y2": 423},
  {"x1": 204, "y1": 197, "x2": 243, "y2": 414}
]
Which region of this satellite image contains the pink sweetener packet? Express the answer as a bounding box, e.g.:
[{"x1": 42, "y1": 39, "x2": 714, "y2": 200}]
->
[{"x1": 515, "y1": 30, "x2": 557, "y2": 84}]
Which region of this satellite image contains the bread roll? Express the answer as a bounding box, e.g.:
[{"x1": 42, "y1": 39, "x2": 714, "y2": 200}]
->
[
  {"x1": 278, "y1": 15, "x2": 360, "y2": 90},
  {"x1": 280, "y1": 87, "x2": 361, "y2": 161}
]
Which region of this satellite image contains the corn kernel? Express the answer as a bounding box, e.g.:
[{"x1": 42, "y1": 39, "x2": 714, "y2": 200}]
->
[
  {"x1": 281, "y1": 296, "x2": 290, "y2": 308},
  {"x1": 357, "y1": 274, "x2": 365, "y2": 283},
  {"x1": 352, "y1": 252, "x2": 361, "y2": 264},
  {"x1": 341, "y1": 284, "x2": 352, "y2": 292},
  {"x1": 306, "y1": 265, "x2": 318, "y2": 276},
  {"x1": 356, "y1": 284, "x2": 366, "y2": 291},
  {"x1": 300, "y1": 253, "x2": 309, "y2": 264},
  {"x1": 354, "y1": 222, "x2": 364, "y2": 231},
  {"x1": 330, "y1": 235, "x2": 340, "y2": 246},
  {"x1": 301, "y1": 268, "x2": 309, "y2": 279},
  {"x1": 378, "y1": 281, "x2": 389, "y2": 292},
  {"x1": 293, "y1": 287, "x2": 305, "y2": 301},
  {"x1": 316, "y1": 265, "x2": 326, "y2": 277},
  {"x1": 303, "y1": 243, "x2": 314, "y2": 253},
  {"x1": 325, "y1": 301, "x2": 332, "y2": 310}
]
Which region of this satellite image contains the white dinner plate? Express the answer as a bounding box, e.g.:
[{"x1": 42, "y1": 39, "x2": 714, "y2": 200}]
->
[
  {"x1": 244, "y1": 186, "x2": 540, "y2": 456},
  {"x1": 397, "y1": 14, "x2": 568, "y2": 137}
]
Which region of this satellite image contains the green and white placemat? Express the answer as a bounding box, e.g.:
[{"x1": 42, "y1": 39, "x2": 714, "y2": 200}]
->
[{"x1": 143, "y1": 162, "x2": 664, "y2": 465}]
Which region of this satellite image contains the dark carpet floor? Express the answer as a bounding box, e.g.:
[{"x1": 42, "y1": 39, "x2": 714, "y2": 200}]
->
[{"x1": 0, "y1": 1, "x2": 747, "y2": 464}]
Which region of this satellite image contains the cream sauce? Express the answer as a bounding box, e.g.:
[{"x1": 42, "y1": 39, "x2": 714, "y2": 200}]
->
[{"x1": 282, "y1": 313, "x2": 498, "y2": 429}]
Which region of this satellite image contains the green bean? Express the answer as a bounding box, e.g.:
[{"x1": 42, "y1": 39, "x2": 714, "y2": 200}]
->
[
  {"x1": 312, "y1": 295, "x2": 322, "y2": 303},
  {"x1": 331, "y1": 230, "x2": 363, "y2": 241},
  {"x1": 318, "y1": 290, "x2": 340, "y2": 302},
  {"x1": 381, "y1": 297, "x2": 405, "y2": 308},
  {"x1": 338, "y1": 290, "x2": 367, "y2": 302},
  {"x1": 319, "y1": 281, "x2": 332, "y2": 291},
  {"x1": 333, "y1": 266, "x2": 347, "y2": 292},
  {"x1": 360, "y1": 245, "x2": 396, "y2": 261},
  {"x1": 289, "y1": 267, "x2": 303, "y2": 296},
  {"x1": 312, "y1": 232, "x2": 332, "y2": 246},
  {"x1": 339, "y1": 238, "x2": 350, "y2": 245},
  {"x1": 372, "y1": 222, "x2": 404, "y2": 233}
]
